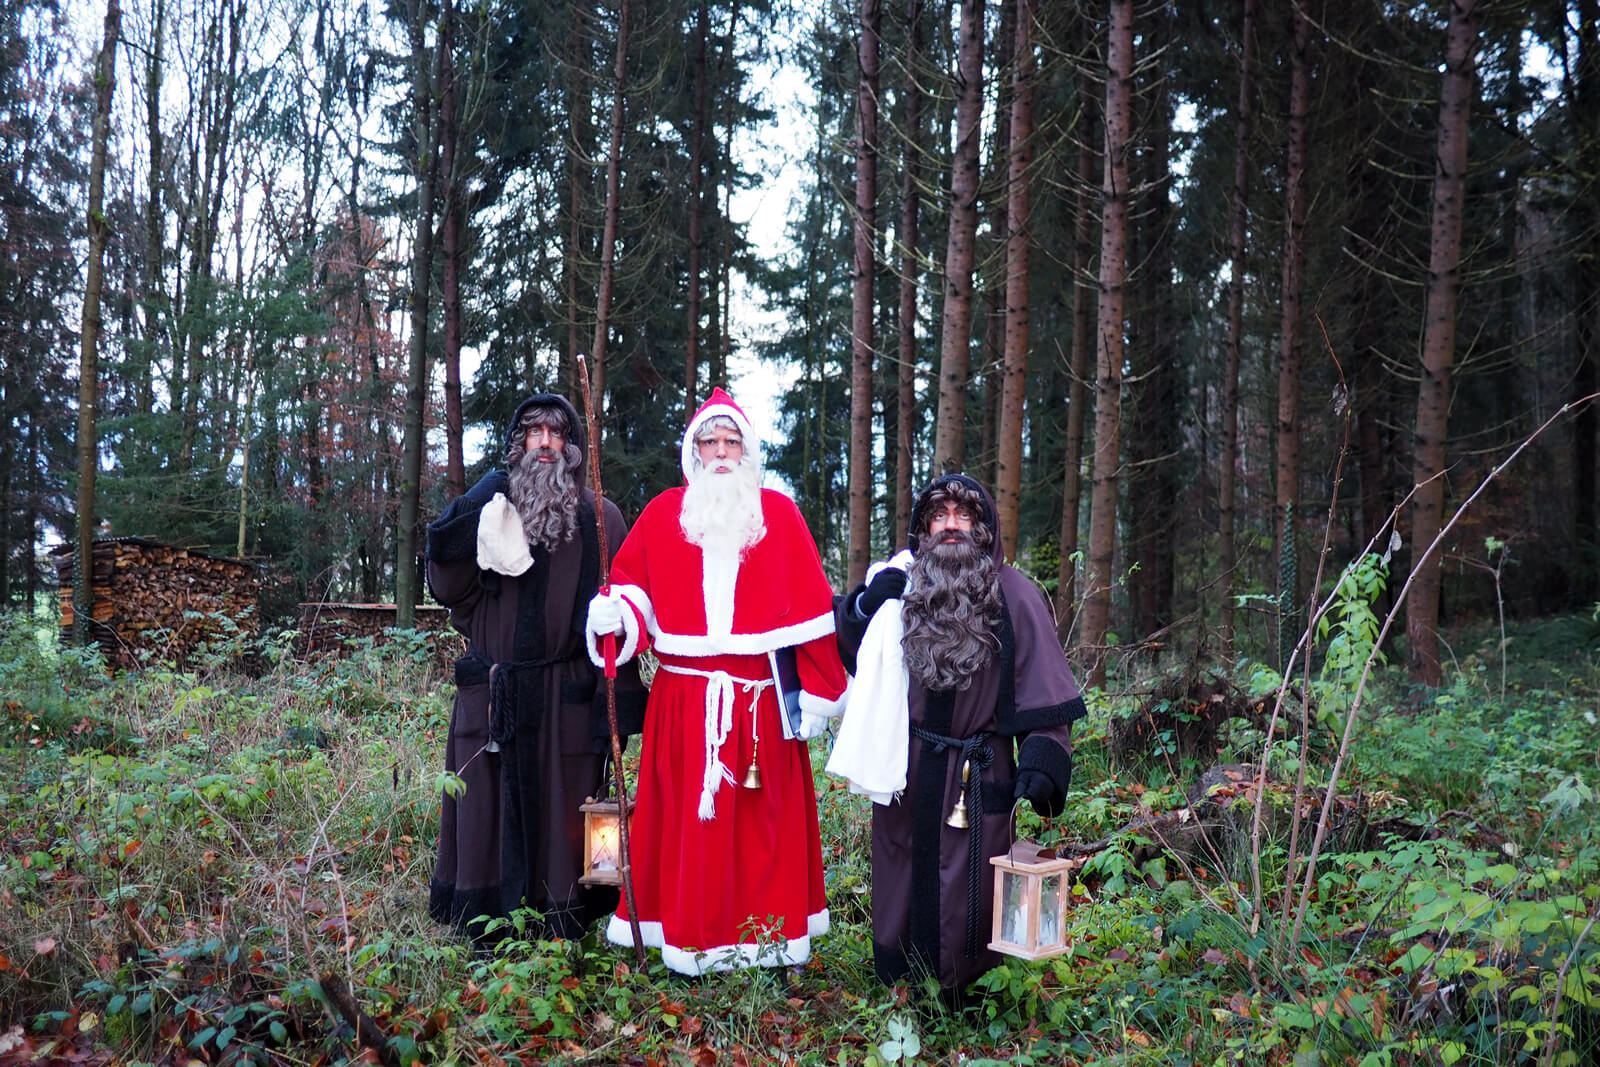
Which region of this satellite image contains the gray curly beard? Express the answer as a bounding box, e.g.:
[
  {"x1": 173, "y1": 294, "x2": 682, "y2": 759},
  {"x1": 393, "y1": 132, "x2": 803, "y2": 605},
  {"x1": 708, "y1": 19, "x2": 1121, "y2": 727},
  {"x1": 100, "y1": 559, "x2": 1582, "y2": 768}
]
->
[
  {"x1": 506, "y1": 441, "x2": 583, "y2": 552},
  {"x1": 900, "y1": 529, "x2": 1003, "y2": 692}
]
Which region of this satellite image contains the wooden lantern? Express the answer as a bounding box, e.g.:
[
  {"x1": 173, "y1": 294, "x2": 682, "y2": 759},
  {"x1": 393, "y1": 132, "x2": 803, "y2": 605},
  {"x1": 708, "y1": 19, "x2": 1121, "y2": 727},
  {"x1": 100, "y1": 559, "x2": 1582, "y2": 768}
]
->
[
  {"x1": 579, "y1": 794, "x2": 634, "y2": 886},
  {"x1": 988, "y1": 840, "x2": 1080, "y2": 960}
]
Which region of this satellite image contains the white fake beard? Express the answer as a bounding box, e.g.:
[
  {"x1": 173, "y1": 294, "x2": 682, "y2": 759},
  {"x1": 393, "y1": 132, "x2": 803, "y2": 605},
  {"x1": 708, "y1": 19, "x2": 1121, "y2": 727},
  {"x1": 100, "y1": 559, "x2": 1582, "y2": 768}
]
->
[{"x1": 680, "y1": 459, "x2": 765, "y2": 555}]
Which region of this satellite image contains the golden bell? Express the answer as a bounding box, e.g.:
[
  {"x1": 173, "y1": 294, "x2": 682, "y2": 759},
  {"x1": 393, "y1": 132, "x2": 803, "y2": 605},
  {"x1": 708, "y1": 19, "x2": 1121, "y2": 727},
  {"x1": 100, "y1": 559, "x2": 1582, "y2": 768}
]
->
[
  {"x1": 946, "y1": 760, "x2": 971, "y2": 829},
  {"x1": 742, "y1": 738, "x2": 763, "y2": 789}
]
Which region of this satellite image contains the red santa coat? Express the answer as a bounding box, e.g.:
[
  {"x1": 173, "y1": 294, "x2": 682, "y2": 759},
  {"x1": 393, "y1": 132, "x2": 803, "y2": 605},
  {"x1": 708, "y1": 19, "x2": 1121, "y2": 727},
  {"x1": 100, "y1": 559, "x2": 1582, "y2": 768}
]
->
[{"x1": 589, "y1": 485, "x2": 847, "y2": 975}]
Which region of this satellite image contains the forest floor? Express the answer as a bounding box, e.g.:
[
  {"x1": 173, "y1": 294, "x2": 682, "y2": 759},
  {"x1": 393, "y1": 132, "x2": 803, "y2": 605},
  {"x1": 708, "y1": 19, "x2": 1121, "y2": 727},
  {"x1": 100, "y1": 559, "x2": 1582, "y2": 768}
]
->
[{"x1": 0, "y1": 609, "x2": 1597, "y2": 1066}]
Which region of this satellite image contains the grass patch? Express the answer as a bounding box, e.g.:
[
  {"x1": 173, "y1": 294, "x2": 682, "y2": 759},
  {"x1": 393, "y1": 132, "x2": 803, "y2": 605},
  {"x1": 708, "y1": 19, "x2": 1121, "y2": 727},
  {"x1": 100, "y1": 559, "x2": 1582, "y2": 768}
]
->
[{"x1": 1, "y1": 608, "x2": 1597, "y2": 1064}]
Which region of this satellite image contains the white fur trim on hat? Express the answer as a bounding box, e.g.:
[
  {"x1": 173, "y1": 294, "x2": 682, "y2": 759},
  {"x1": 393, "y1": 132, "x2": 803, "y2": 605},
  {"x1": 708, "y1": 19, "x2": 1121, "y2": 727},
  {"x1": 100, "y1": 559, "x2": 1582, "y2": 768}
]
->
[{"x1": 681, "y1": 387, "x2": 760, "y2": 481}]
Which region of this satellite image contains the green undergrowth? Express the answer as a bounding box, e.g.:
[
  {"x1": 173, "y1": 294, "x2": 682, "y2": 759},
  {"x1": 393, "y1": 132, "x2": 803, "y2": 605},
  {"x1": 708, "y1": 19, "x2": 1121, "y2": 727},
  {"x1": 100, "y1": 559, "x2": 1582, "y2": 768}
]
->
[{"x1": 0, "y1": 609, "x2": 1596, "y2": 1065}]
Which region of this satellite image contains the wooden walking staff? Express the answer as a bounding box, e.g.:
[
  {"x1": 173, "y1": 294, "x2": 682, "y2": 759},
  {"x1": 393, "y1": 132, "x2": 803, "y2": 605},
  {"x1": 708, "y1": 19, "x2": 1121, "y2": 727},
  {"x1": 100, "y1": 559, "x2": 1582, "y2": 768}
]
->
[{"x1": 575, "y1": 353, "x2": 648, "y2": 969}]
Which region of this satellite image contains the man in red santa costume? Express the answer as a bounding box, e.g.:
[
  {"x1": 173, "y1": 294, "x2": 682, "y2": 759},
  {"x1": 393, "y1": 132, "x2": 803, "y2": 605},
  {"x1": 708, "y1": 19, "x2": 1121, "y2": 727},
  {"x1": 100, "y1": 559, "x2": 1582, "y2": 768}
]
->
[{"x1": 585, "y1": 388, "x2": 848, "y2": 975}]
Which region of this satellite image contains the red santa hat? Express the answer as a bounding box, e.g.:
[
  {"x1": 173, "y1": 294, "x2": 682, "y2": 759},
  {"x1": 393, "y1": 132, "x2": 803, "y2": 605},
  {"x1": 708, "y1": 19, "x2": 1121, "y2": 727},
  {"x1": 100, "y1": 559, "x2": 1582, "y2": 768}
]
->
[{"x1": 680, "y1": 387, "x2": 761, "y2": 480}]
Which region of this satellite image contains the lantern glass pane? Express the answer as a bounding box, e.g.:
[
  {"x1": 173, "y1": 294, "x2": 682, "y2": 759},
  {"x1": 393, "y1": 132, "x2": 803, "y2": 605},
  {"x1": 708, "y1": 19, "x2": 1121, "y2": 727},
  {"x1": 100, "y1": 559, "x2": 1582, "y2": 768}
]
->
[
  {"x1": 590, "y1": 814, "x2": 620, "y2": 870},
  {"x1": 1000, "y1": 871, "x2": 1029, "y2": 945},
  {"x1": 1039, "y1": 873, "x2": 1063, "y2": 947}
]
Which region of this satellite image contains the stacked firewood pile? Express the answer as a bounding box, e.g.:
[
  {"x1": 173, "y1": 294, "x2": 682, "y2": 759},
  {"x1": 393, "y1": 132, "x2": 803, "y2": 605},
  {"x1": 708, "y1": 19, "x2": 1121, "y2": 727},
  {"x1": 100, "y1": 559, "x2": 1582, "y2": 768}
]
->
[
  {"x1": 55, "y1": 538, "x2": 261, "y2": 670},
  {"x1": 295, "y1": 602, "x2": 462, "y2": 668}
]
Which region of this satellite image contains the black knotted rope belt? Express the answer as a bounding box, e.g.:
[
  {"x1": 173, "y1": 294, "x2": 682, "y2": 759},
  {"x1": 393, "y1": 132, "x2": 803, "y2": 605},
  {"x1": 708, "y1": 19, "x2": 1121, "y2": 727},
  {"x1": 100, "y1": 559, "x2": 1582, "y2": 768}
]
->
[
  {"x1": 909, "y1": 724, "x2": 995, "y2": 958},
  {"x1": 483, "y1": 653, "x2": 565, "y2": 749}
]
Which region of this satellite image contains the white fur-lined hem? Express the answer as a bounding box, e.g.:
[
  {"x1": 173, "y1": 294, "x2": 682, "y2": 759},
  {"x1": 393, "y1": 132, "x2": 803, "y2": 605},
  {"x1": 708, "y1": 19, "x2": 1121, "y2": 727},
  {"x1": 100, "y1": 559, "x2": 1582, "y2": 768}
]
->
[
  {"x1": 606, "y1": 910, "x2": 830, "y2": 975},
  {"x1": 585, "y1": 584, "x2": 649, "y2": 668},
  {"x1": 649, "y1": 610, "x2": 835, "y2": 658},
  {"x1": 799, "y1": 687, "x2": 847, "y2": 720},
  {"x1": 611, "y1": 583, "x2": 655, "y2": 634}
]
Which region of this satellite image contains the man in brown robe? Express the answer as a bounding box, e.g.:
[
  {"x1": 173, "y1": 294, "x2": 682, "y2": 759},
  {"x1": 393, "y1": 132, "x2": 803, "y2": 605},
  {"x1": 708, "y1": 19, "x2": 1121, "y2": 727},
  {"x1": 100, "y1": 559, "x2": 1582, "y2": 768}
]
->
[
  {"x1": 425, "y1": 393, "x2": 645, "y2": 940},
  {"x1": 834, "y1": 474, "x2": 1085, "y2": 992}
]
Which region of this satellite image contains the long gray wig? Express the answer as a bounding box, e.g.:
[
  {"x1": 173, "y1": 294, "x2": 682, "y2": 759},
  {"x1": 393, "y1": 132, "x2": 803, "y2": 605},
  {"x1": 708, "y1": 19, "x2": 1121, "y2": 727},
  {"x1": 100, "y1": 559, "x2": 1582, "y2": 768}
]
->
[
  {"x1": 900, "y1": 481, "x2": 1004, "y2": 692},
  {"x1": 505, "y1": 403, "x2": 584, "y2": 552}
]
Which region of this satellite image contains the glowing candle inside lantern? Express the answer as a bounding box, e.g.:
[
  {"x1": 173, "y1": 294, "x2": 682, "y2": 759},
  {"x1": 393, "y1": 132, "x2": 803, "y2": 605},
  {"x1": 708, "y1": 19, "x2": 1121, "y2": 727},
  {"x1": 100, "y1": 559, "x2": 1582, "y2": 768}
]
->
[{"x1": 590, "y1": 818, "x2": 620, "y2": 870}]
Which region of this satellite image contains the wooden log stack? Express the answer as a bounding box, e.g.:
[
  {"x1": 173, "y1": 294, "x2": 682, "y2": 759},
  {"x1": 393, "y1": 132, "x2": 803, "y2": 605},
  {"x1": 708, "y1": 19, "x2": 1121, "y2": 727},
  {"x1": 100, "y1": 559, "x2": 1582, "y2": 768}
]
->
[
  {"x1": 54, "y1": 538, "x2": 261, "y2": 670},
  {"x1": 295, "y1": 602, "x2": 463, "y2": 668}
]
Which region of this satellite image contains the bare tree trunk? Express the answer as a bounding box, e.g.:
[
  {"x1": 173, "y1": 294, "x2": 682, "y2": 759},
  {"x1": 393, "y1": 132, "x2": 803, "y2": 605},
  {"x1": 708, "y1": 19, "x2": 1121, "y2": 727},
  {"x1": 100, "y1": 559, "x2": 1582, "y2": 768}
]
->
[
  {"x1": 236, "y1": 368, "x2": 252, "y2": 557},
  {"x1": 894, "y1": 0, "x2": 925, "y2": 546},
  {"x1": 711, "y1": 0, "x2": 740, "y2": 391},
  {"x1": 1406, "y1": 0, "x2": 1481, "y2": 686},
  {"x1": 178, "y1": 0, "x2": 242, "y2": 477},
  {"x1": 395, "y1": 0, "x2": 441, "y2": 626},
  {"x1": 1273, "y1": 2, "x2": 1310, "y2": 665},
  {"x1": 1055, "y1": 71, "x2": 1097, "y2": 640},
  {"x1": 848, "y1": 0, "x2": 882, "y2": 586},
  {"x1": 230, "y1": 164, "x2": 251, "y2": 557},
  {"x1": 1568, "y1": 0, "x2": 1599, "y2": 603},
  {"x1": 438, "y1": 0, "x2": 465, "y2": 498},
  {"x1": 565, "y1": 19, "x2": 592, "y2": 397},
  {"x1": 347, "y1": 75, "x2": 391, "y2": 597},
  {"x1": 685, "y1": 1, "x2": 708, "y2": 418},
  {"x1": 1218, "y1": 0, "x2": 1256, "y2": 658},
  {"x1": 978, "y1": 372, "x2": 999, "y2": 487},
  {"x1": 994, "y1": 0, "x2": 1036, "y2": 558},
  {"x1": 976, "y1": 0, "x2": 1016, "y2": 490},
  {"x1": 1081, "y1": 0, "x2": 1133, "y2": 687},
  {"x1": 0, "y1": 427, "x2": 13, "y2": 603},
  {"x1": 24, "y1": 418, "x2": 40, "y2": 605},
  {"x1": 1127, "y1": 24, "x2": 1176, "y2": 641},
  {"x1": 591, "y1": 0, "x2": 630, "y2": 406},
  {"x1": 932, "y1": 0, "x2": 984, "y2": 473},
  {"x1": 73, "y1": 0, "x2": 119, "y2": 646},
  {"x1": 139, "y1": 0, "x2": 165, "y2": 417}
]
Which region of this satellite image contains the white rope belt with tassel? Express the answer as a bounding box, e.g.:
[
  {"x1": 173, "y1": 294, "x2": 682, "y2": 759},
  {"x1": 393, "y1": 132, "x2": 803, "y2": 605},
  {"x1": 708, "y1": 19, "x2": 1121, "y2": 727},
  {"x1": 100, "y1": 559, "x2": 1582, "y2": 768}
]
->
[{"x1": 656, "y1": 663, "x2": 774, "y2": 821}]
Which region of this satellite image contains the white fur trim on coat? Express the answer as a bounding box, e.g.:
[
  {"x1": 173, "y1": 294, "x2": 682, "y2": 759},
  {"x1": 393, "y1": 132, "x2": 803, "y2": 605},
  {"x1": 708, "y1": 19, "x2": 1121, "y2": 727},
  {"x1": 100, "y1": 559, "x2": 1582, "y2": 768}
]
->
[
  {"x1": 606, "y1": 910, "x2": 830, "y2": 976},
  {"x1": 699, "y1": 543, "x2": 740, "y2": 641},
  {"x1": 799, "y1": 687, "x2": 848, "y2": 720},
  {"x1": 647, "y1": 608, "x2": 836, "y2": 658},
  {"x1": 584, "y1": 583, "x2": 650, "y2": 667}
]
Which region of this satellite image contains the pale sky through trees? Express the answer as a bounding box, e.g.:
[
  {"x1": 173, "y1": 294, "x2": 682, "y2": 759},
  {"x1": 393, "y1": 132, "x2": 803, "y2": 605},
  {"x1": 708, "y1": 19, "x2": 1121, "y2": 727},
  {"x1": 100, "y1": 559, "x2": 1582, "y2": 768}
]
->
[{"x1": 54, "y1": 0, "x2": 809, "y2": 482}]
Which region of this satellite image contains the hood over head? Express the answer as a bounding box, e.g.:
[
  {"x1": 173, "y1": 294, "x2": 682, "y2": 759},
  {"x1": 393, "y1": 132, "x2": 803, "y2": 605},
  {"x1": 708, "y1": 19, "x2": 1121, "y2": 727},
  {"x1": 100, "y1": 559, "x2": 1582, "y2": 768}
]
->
[
  {"x1": 908, "y1": 473, "x2": 1002, "y2": 564},
  {"x1": 504, "y1": 393, "x2": 586, "y2": 463}
]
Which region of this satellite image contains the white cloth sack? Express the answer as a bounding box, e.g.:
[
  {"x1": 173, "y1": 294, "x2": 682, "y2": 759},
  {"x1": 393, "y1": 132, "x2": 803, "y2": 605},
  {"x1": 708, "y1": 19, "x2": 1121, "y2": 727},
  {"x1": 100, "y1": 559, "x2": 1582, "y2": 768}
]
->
[
  {"x1": 825, "y1": 550, "x2": 913, "y2": 804},
  {"x1": 475, "y1": 493, "x2": 534, "y2": 576}
]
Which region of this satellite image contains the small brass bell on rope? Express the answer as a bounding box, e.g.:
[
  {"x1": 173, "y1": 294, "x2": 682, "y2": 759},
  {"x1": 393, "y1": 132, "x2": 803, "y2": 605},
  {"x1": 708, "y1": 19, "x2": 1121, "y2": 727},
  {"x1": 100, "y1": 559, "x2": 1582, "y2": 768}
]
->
[
  {"x1": 742, "y1": 738, "x2": 763, "y2": 789},
  {"x1": 946, "y1": 760, "x2": 971, "y2": 829}
]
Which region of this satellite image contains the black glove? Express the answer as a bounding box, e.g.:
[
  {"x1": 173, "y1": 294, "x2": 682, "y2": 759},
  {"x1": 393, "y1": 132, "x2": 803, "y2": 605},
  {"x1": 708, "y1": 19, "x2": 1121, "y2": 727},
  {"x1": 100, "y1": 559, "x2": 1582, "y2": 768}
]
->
[
  {"x1": 857, "y1": 568, "x2": 908, "y2": 618},
  {"x1": 1013, "y1": 770, "x2": 1056, "y2": 813}
]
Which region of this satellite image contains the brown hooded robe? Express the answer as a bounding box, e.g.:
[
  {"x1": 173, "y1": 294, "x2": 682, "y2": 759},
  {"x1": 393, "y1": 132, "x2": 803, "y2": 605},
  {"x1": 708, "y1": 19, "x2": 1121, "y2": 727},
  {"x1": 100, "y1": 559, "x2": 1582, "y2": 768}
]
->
[
  {"x1": 836, "y1": 474, "x2": 1085, "y2": 990},
  {"x1": 425, "y1": 393, "x2": 645, "y2": 939}
]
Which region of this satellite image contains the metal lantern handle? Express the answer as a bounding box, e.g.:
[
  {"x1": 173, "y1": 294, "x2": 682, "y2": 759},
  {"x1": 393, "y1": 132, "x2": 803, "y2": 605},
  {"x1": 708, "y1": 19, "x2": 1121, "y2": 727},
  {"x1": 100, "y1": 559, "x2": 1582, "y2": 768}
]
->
[{"x1": 1006, "y1": 798, "x2": 1026, "y2": 865}]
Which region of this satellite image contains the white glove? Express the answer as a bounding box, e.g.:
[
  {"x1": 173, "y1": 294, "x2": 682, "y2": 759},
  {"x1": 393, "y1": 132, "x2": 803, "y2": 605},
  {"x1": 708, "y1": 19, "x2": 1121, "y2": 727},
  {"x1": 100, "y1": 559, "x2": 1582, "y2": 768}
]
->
[
  {"x1": 587, "y1": 590, "x2": 626, "y2": 635},
  {"x1": 797, "y1": 711, "x2": 831, "y2": 741},
  {"x1": 476, "y1": 494, "x2": 534, "y2": 576}
]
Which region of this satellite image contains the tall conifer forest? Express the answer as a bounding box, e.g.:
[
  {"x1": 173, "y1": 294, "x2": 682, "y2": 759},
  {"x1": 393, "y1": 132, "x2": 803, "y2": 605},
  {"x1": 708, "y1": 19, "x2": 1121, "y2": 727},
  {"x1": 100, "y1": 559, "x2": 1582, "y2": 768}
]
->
[
  {"x1": 2, "y1": 0, "x2": 1597, "y2": 676},
  {"x1": 3, "y1": 0, "x2": 1600, "y2": 1060}
]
